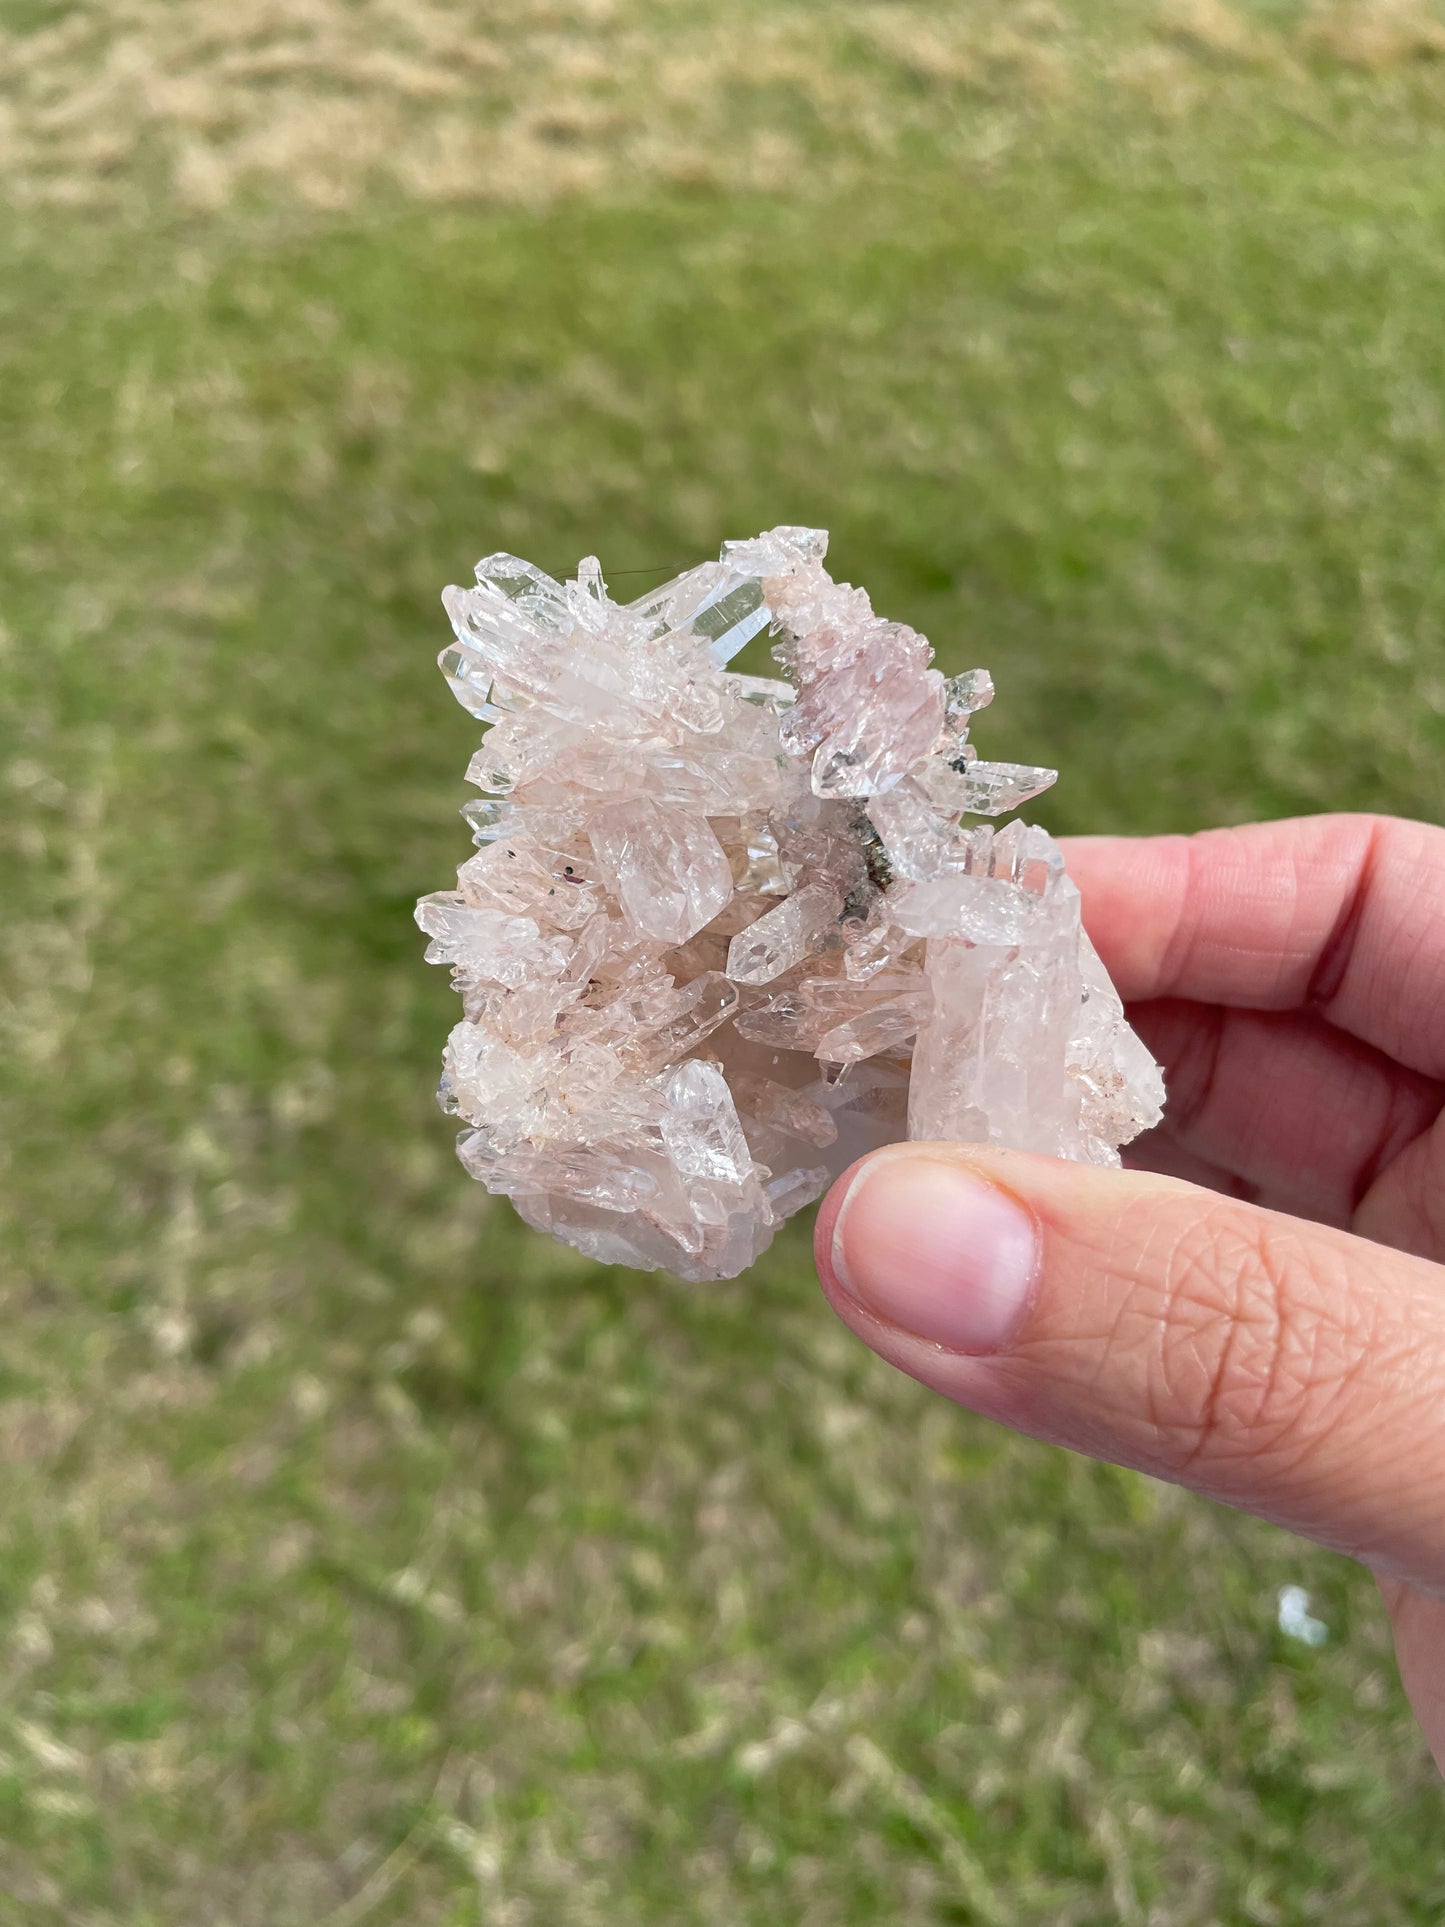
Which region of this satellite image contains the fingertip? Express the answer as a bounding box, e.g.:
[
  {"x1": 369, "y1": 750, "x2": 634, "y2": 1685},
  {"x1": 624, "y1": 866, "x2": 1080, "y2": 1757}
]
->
[{"x1": 816, "y1": 1146, "x2": 1041, "y2": 1355}]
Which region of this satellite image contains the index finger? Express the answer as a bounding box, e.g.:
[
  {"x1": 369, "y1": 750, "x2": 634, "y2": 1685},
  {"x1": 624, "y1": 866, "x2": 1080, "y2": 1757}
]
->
[{"x1": 1061, "y1": 815, "x2": 1445, "y2": 1079}]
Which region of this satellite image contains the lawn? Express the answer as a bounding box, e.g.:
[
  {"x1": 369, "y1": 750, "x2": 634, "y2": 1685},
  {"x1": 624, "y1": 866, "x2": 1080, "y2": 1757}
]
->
[{"x1": 2, "y1": 1, "x2": 1444, "y2": 1920}]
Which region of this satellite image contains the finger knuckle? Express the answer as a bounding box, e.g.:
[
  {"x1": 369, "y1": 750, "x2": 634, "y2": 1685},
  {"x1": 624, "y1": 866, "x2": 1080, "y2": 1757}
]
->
[{"x1": 1140, "y1": 1211, "x2": 1363, "y2": 1479}]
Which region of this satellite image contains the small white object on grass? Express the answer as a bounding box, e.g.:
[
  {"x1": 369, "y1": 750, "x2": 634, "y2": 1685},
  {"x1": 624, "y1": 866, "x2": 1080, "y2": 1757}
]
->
[{"x1": 1277, "y1": 1585, "x2": 1329, "y2": 1646}]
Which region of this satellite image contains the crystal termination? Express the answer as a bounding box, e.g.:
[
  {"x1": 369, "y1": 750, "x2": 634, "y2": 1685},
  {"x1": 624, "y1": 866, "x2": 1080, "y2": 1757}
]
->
[{"x1": 417, "y1": 528, "x2": 1164, "y2": 1281}]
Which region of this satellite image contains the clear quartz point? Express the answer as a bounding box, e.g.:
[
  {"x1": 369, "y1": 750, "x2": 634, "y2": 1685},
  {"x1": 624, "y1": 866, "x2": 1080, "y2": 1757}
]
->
[
  {"x1": 419, "y1": 528, "x2": 1163, "y2": 1279},
  {"x1": 725, "y1": 883, "x2": 841, "y2": 986},
  {"x1": 951, "y1": 759, "x2": 1059, "y2": 817},
  {"x1": 588, "y1": 797, "x2": 734, "y2": 945}
]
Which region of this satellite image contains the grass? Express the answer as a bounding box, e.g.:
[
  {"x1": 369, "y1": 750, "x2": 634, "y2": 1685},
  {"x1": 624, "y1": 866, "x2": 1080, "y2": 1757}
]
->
[{"x1": 3, "y1": 1, "x2": 1445, "y2": 1919}]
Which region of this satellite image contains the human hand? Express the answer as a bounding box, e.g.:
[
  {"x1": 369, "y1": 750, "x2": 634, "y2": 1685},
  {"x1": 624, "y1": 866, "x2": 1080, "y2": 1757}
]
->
[{"x1": 814, "y1": 815, "x2": 1445, "y2": 1772}]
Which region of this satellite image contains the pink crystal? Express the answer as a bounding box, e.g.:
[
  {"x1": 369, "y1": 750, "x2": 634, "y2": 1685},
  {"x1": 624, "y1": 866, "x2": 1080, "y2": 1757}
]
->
[{"x1": 418, "y1": 529, "x2": 1164, "y2": 1280}]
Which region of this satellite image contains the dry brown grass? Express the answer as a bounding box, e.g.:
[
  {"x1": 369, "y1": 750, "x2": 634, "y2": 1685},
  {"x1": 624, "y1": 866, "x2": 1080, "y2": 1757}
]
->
[
  {"x1": 1160, "y1": 0, "x2": 1277, "y2": 62},
  {"x1": 0, "y1": 0, "x2": 1056, "y2": 216},
  {"x1": 7, "y1": 0, "x2": 1439, "y2": 218},
  {"x1": 1158, "y1": 0, "x2": 1445, "y2": 74},
  {"x1": 1300, "y1": 0, "x2": 1445, "y2": 68}
]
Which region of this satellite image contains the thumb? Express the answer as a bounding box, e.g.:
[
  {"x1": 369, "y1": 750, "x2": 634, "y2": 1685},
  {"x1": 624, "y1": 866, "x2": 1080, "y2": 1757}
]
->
[{"x1": 816, "y1": 1145, "x2": 1445, "y2": 1593}]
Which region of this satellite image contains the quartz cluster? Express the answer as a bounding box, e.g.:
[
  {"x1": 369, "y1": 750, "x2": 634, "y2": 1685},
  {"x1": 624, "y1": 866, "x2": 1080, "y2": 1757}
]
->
[{"x1": 417, "y1": 527, "x2": 1164, "y2": 1280}]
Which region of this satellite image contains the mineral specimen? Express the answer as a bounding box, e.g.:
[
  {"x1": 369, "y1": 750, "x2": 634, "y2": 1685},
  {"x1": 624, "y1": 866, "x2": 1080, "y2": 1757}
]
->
[{"x1": 417, "y1": 527, "x2": 1164, "y2": 1281}]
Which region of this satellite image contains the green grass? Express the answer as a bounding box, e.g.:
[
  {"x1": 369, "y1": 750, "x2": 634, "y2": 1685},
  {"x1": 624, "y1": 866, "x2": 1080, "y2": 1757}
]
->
[{"x1": 3, "y1": 2, "x2": 1445, "y2": 1919}]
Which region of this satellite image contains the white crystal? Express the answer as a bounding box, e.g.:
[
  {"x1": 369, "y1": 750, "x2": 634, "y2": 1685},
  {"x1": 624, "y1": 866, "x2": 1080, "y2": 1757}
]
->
[
  {"x1": 725, "y1": 883, "x2": 841, "y2": 986},
  {"x1": 588, "y1": 798, "x2": 734, "y2": 946},
  {"x1": 419, "y1": 529, "x2": 1164, "y2": 1279},
  {"x1": 659, "y1": 1059, "x2": 759, "y2": 1185},
  {"x1": 866, "y1": 780, "x2": 963, "y2": 882},
  {"x1": 414, "y1": 897, "x2": 570, "y2": 986},
  {"x1": 814, "y1": 989, "x2": 933, "y2": 1065},
  {"x1": 945, "y1": 759, "x2": 1059, "y2": 817}
]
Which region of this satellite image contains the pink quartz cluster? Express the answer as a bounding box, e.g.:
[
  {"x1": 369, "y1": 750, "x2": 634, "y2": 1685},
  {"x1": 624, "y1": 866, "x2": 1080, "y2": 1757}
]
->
[{"x1": 417, "y1": 527, "x2": 1163, "y2": 1280}]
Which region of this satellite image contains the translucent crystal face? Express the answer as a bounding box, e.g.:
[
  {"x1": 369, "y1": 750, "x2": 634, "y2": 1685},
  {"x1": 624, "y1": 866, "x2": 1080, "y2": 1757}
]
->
[{"x1": 418, "y1": 528, "x2": 1164, "y2": 1281}]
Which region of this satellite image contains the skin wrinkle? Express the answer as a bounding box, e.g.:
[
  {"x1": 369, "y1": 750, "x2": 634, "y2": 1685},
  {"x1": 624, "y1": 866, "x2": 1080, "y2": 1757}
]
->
[
  {"x1": 1310, "y1": 826, "x2": 1445, "y2": 1076},
  {"x1": 1151, "y1": 1213, "x2": 1397, "y2": 1496},
  {"x1": 1022, "y1": 1191, "x2": 1253, "y2": 1473},
  {"x1": 1304, "y1": 812, "x2": 1380, "y2": 1010},
  {"x1": 1107, "y1": 1211, "x2": 1202, "y2": 1452},
  {"x1": 1108, "y1": 1197, "x2": 1445, "y2": 1565},
  {"x1": 1336, "y1": 832, "x2": 1445, "y2": 1070},
  {"x1": 1234, "y1": 1226, "x2": 1363, "y2": 1471},
  {"x1": 1154, "y1": 1216, "x2": 1263, "y2": 1482}
]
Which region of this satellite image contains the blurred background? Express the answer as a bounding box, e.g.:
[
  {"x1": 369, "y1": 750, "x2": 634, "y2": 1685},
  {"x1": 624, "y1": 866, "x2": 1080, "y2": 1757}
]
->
[{"x1": 3, "y1": 0, "x2": 1445, "y2": 1920}]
